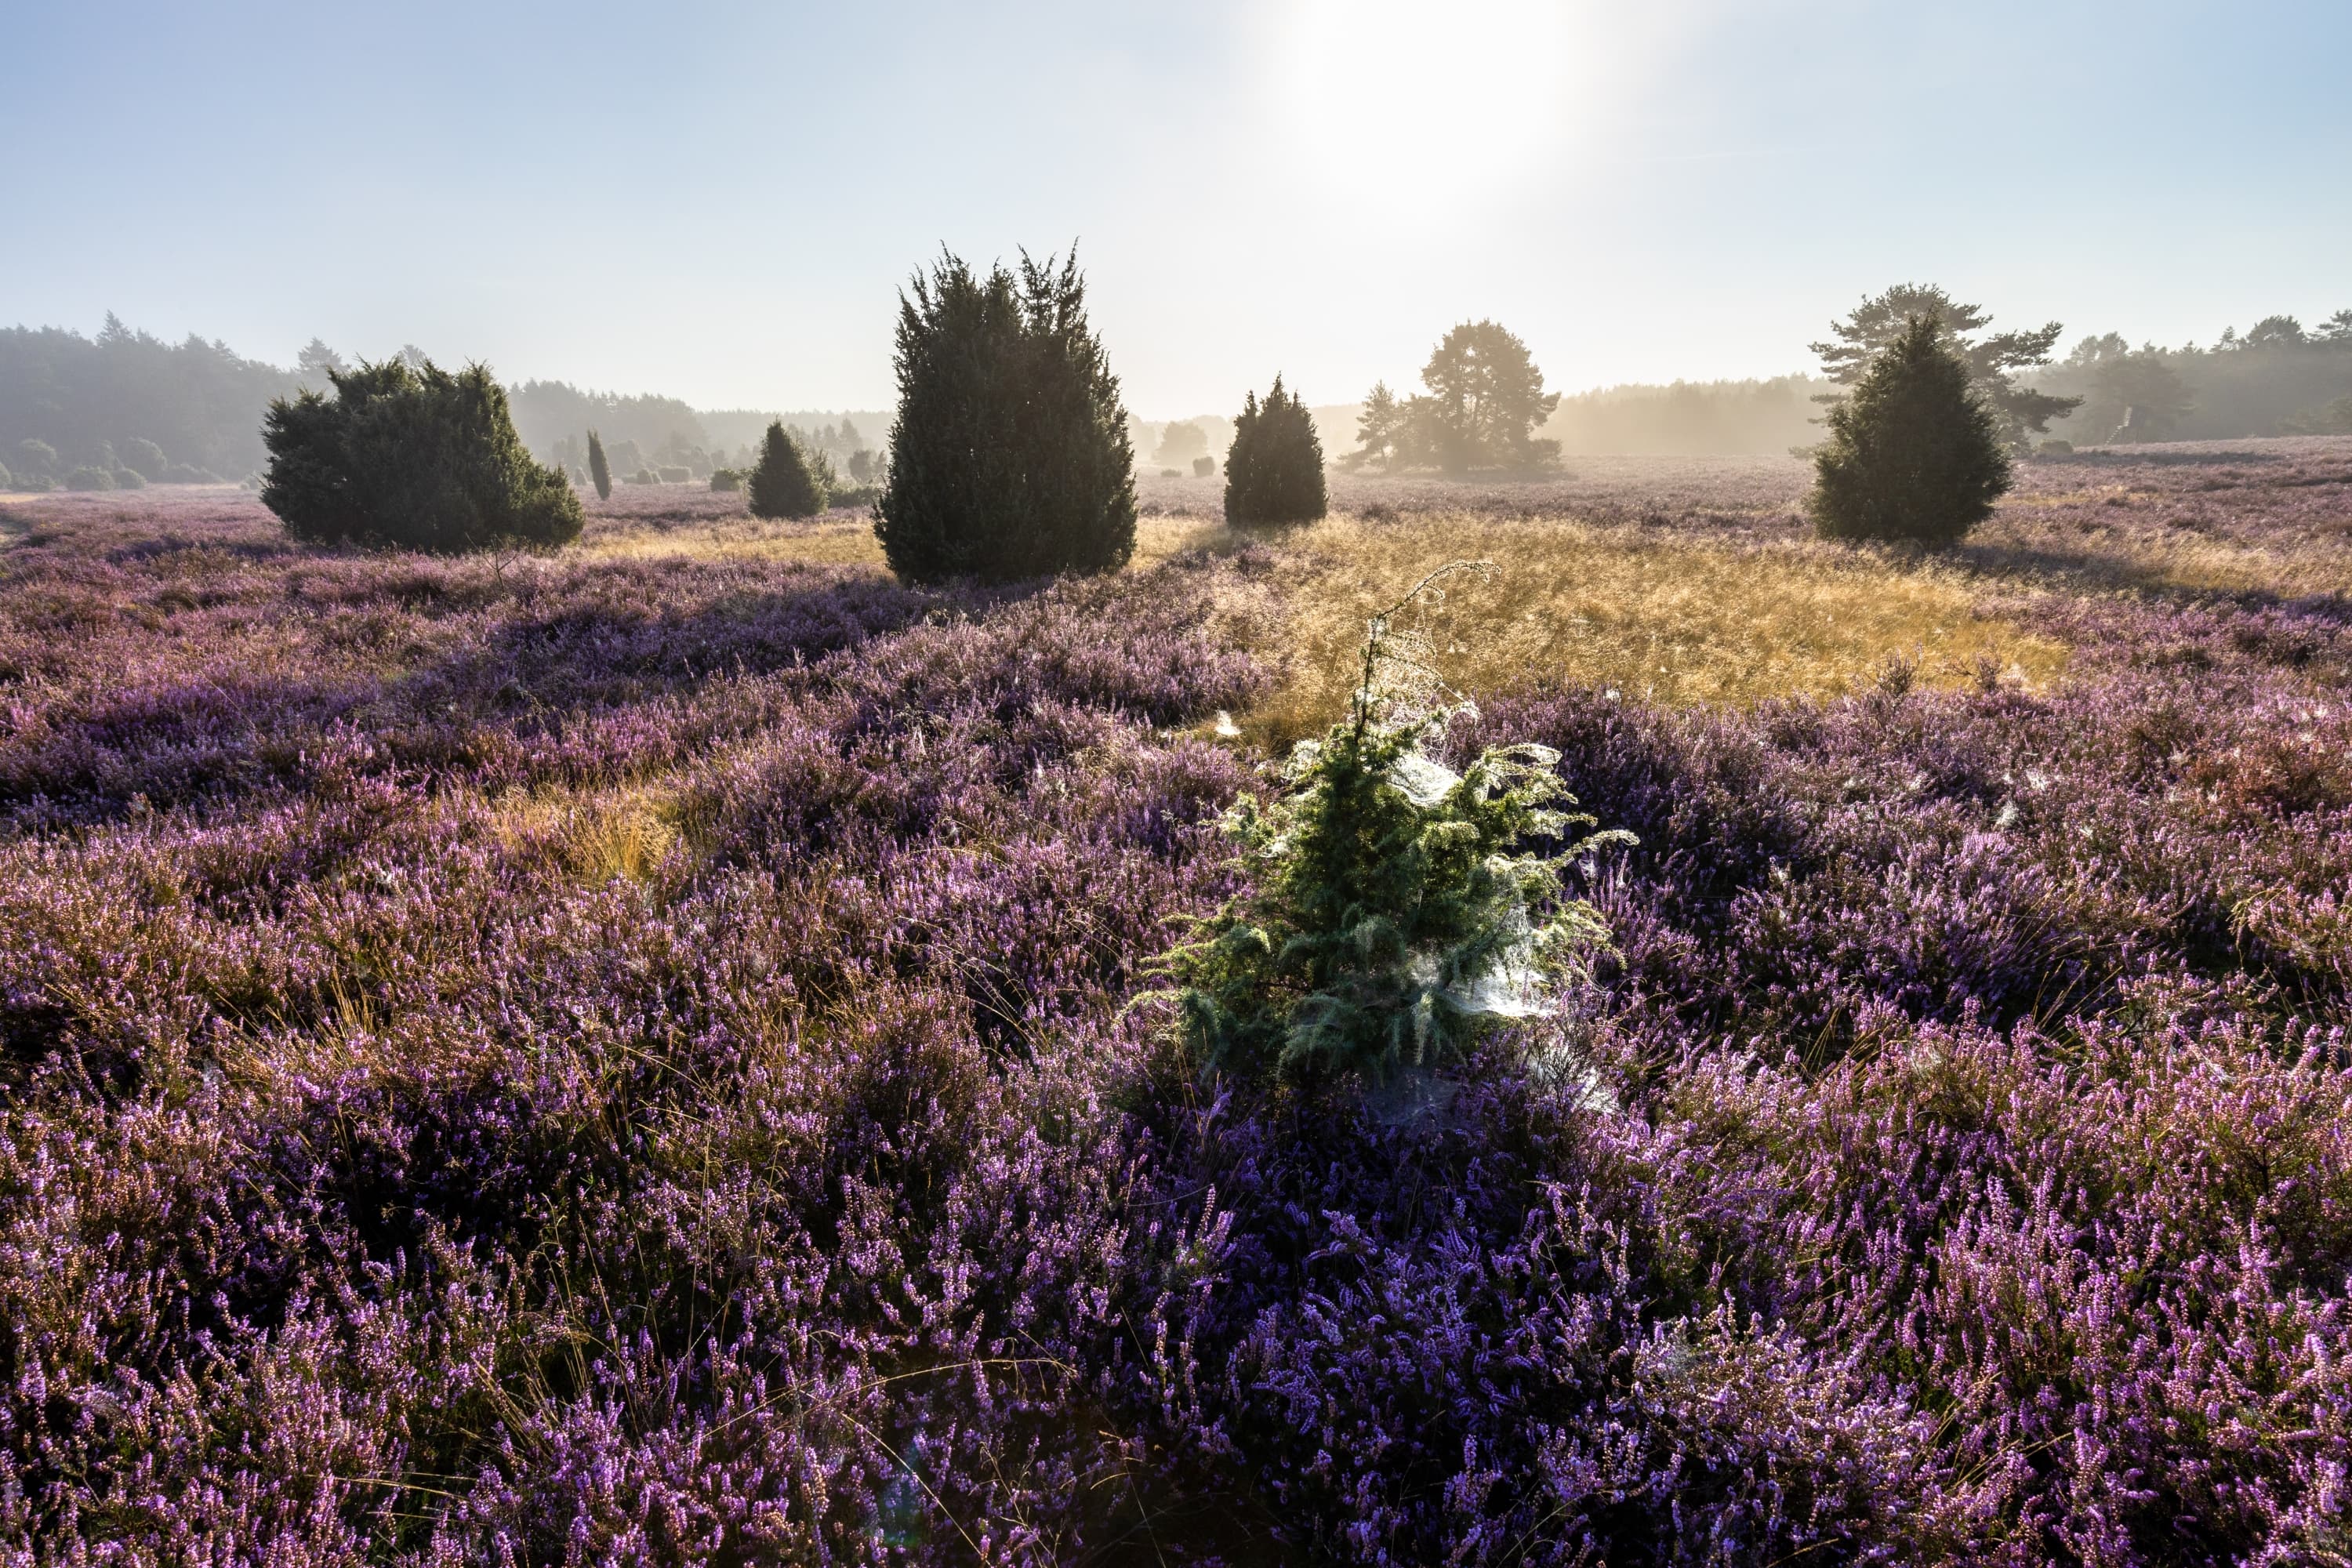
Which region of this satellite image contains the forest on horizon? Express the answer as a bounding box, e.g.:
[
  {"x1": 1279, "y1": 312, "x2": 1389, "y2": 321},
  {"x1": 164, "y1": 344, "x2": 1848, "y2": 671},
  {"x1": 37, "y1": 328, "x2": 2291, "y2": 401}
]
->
[{"x1": 5, "y1": 305, "x2": 2350, "y2": 489}]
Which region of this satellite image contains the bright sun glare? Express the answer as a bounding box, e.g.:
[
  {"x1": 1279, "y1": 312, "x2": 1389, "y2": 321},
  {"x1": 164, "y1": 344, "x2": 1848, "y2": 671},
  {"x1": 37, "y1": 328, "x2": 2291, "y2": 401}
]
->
[{"x1": 1289, "y1": 0, "x2": 1578, "y2": 198}]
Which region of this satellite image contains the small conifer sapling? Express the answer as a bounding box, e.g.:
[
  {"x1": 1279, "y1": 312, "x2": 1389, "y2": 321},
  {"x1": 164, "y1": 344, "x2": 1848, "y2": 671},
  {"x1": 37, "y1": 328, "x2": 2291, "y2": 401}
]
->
[{"x1": 587, "y1": 430, "x2": 612, "y2": 500}]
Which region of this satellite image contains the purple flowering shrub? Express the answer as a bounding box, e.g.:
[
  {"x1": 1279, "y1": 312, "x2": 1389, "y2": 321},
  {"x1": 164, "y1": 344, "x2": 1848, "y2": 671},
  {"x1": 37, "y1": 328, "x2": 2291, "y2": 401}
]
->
[{"x1": 5, "y1": 456, "x2": 2352, "y2": 1564}]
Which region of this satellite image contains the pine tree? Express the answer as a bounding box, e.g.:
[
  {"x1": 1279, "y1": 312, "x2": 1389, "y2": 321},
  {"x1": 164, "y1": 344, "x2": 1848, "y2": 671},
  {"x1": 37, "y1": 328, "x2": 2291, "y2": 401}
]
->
[
  {"x1": 587, "y1": 430, "x2": 612, "y2": 499},
  {"x1": 262, "y1": 356, "x2": 583, "y2": 553},
  {"x1": 1809, "y1": 314, "x2": 2013, "y2": 546},
  {"x1": 1224, "y1": 376, "x2": 1327, "y2": 525},
  {"x1": 747, "y1": 420, "x2": 827, "y2": 519},
  {"x1": 875, "y1": 249, "x2": 1136, "y2": 584},
  {"x1": 1813, "y1": 284, "x2": 2079, "y2": 448}
]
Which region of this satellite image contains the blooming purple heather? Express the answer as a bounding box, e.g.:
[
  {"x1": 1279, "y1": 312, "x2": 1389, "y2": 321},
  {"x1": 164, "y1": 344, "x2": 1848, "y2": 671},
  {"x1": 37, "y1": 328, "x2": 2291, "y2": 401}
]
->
[{"x1": 5, "y1": 445, "x2": 2352, "y2": 1563}]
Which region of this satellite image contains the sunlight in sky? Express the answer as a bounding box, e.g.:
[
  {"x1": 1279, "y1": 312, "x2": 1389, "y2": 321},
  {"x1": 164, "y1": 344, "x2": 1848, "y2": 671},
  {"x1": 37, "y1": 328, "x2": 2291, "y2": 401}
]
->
[
  {"x1": 3, "y1": 1, "x2": 2349, "y2": 413},
  {"x1": 1287, "y1": 0, "x2": 1581, "y2": 198}
]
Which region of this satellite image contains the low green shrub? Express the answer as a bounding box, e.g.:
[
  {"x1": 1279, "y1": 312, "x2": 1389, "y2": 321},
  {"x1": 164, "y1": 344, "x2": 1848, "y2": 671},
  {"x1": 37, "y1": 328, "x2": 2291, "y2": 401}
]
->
[
  {"x1": 114, "y1": 468, "x2": 147, "y2": 490},
  {"x1": 710, "y1": 468, "x2": 742, "y2": 492},
  {"x1": 1191, "y1": 456, "x2": 1214, "y2": 477},
  {"x1": 64, "y1": 466, "x2": 115, "y2": 492},
  {"x1": 657, "y1": 465, "x2": 691, "y2": 484},
  {"x1": 261, "y1": 357, "x2": 583, "y2": 553}
]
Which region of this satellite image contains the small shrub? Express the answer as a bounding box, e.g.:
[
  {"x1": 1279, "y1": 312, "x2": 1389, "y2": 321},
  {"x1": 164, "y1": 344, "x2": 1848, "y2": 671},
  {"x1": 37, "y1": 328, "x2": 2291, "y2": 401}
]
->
[
  {"x1": 2038, "y1": 438, "x2": 2074, "y2": 456},
  {"x1": 164, "y1": 463, "x2": 217, "y2": 484},
  {"x1": 1191, "y1": 455, "x2": 1215, "y2": 477},
  {"x1": 261, "y1": 357, "x2": 584, "y2": 553},
  {"x1": 747, "y1": 420, "x2": 827, "y2": 519},
  {"x1": 657, "y1": 465, "x2": 691, "y2": 484},
  {"x1": 64, "y1": 466, "x2": 116, "y2": 492},
  {"x1": 16, "y1": 439, "x2": 56, "y2": 478},
  {"x1": 710, "y1": 468, "x2": 742, "y2": 492},
  {"x1": 1160, "y1": 467, "x2": 1181, "y2": 478},
  {"x1": 1150, "y1": 565, "x2": 1630, "y2": 1087},
  {"x1": 875, "y1": 248, "x2": 1136, "y2": 584},
  {"x1": 626, "y1": 468, "x2": 658, "y2": 486},
  {"x1": 587, "y1": 430, "x2": 612, "y2": 499},
  {"x1": 1224, "y1": 374, "x2": 1327, "y2": 525},
  {"x1": 114, "y1": 468, "x2": 147, "y2": 490},
  {"x1": 122, "y1": 437, "x2": 167, "y2": 477},
  {"x1": 1810, "y1": 314, "x2": 2012, "y2": 546}
]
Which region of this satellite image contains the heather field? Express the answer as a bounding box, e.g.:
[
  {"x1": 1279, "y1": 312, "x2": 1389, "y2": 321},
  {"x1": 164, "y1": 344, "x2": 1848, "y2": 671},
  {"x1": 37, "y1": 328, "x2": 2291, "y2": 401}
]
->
[{"x1": 9, "y1": 439, "x2": 2352, "y2": 1564}]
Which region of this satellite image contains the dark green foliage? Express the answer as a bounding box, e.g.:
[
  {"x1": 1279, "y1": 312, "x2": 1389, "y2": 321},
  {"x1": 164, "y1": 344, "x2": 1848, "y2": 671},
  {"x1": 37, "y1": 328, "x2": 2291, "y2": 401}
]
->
[
  {"x1": 1191, "y1": 456, "x2": 1214, "y2": 477},
  {"x1": 1224, "y1": 376, "x2": 1327, "y2": 525},
  {"x1": 710, "y1": 467, "x2": 742, "y2": 492},
  {"x1": 1151, "y1": 569, "x2": 1628, "y2": 1087},
  {"x1": 747, "y1": 420, "x2": 827, "y2": 519},
  {"x1": 64, "y1": 466, "x2": 115, "y2": 491},
  {"x1": 260, "y1": 357, "x2": 584, "y2": 554},
  {"x1": 1810, "y1": 314, "x2": 2013, "y2": 547},
  {"x1": 586, "y1": 430, "x2": 612, "y2": 499},
  {"x1": 875, "y1": 249, "x2": 1136, "y2": 585},
  {"x1": 1814, "y1": 284, "x2": 2079, "y2": 448},
  {"x1": 114, "y1": 467, "x2": 146, "y2": 490}
]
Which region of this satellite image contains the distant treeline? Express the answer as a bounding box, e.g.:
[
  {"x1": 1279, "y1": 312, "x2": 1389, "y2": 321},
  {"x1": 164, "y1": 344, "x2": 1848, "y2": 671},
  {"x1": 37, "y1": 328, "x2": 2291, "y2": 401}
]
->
[
  {"x1": 9, "y1": 308, "x2": 2350, "y2": 487},
  {"x1": 2028, "y1": 314, "x2": 2352, "y2": 444},
  {"x1": 1544, "y1": 376, "x2": 1831, "y2": 456},
  {"x1": 505, "y1": 384, "x2": 890, "y2": 474},
  {"x1": 0, "y1": 316, "x2": 296, "y2": 481},
  {"x1": 0, "y1": 317, "x2": 887, "y2": 490}
]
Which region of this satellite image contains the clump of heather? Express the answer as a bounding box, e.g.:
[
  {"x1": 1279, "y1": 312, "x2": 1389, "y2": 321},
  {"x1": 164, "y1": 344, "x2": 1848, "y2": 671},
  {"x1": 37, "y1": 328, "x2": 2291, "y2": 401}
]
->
[{"x1": 5, "y1": 470, "x2": 2352, "y2": 1564}]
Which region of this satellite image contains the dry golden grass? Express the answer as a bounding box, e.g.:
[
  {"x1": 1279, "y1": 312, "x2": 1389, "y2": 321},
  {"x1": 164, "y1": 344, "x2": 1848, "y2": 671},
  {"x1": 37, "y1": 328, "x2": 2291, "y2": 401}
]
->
[
  {"x1": 578, "y1": 515, "x2": 890, "y2": 568},
  {"x1": 492, "y1": 784, "x2": 681, "y2": 885},
  {"x1": 577, "y1": 510, "x2": 1237, "y2": 573},
  {"x1": 1197, "y1": 513, "x2": 2070, "y2": 749},
  {"x1": 1969, "y1": 511, "x2": 2352, "y2": 599},
  {"x1": 574, "y1": 502, "x2": 2071, "y2": 750}
]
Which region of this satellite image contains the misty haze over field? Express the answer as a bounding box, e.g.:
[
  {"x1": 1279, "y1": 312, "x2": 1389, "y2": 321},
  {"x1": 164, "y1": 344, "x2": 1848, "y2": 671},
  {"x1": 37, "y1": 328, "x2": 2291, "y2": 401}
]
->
[{"x1": 5, "y1": 1, "x2": 2348, "y2": 430}]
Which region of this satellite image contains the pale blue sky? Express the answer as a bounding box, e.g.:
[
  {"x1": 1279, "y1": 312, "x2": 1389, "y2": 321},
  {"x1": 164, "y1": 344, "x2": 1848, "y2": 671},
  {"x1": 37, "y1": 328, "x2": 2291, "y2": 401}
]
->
[{"x1": 7, "y1": 1, "x2": 2347, "y2": 416}]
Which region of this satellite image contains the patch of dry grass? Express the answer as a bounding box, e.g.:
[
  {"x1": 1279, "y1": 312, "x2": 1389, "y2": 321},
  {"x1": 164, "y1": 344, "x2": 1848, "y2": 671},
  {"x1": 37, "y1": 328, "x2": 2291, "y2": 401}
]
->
[
  {"x1": 1199, "y1": 512, "x2": 2069, "y2": 749},
  {"x1": 572, "y1": 493, "x2": 2072, "y2": 750},
  {"x1": 493, "y1": 784, "x2": 681, "y2": 886}
]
